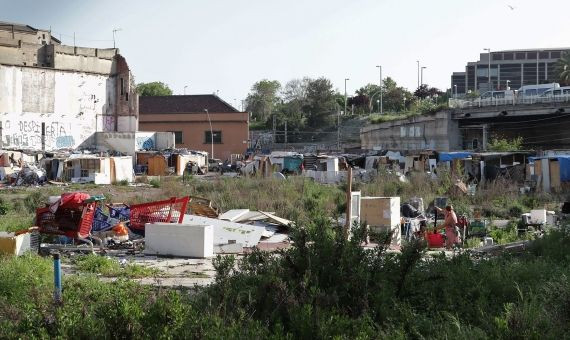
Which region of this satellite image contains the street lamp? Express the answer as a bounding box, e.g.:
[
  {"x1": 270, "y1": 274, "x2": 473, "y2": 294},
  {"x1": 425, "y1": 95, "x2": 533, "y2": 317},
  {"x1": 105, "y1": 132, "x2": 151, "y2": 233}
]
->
[
  {"x1": 421, "y1": 66, "x2": 427, "y2": 86},
  {"x1": 204, "y1": 109, "x2": 214, "y2": 159},
  {"x1": 184, "y1": 85, "x2": 188, "y2": 95},
  {"x1": 454, "y1": 84, "x2": 457, "y2": 98},
  {"x1": 416, "y1": 60, "x2": 420, "y2": 89},
  {"x1": 344, "y1": 78, "x2": 350, "y2": 116},
  {"x1": 112, "y1": 28, "x2": 122, "y2": 48},
  {"x1": 484, "y1": 48, "x2": 491, "y2": 90},
  {"x1": 376, "y1": 65, "x2": 383, "y2": 115}
]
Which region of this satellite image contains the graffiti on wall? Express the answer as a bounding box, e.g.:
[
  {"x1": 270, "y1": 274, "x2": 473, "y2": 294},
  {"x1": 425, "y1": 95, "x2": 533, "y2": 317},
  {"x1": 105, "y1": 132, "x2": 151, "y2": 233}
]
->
[
  {"x1": 136, "y1": 136, "x2": 155, "y2": 150},
  {"x1": 1, "y1": 117, "x2": 79, "y2": 150},
  {"x1": 102, "y1": 115, "x2": 115, "y2": 132}
]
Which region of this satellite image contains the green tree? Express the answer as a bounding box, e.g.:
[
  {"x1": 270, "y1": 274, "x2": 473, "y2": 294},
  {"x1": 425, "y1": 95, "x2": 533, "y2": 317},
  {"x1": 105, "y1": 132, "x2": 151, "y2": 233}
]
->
[
  {"x1": 136, "y1": 82, "x2": 173, "y2": 96},
  {"x1": 245, "y1": 80, "x2": 281, "y2": 123},
  {"x1": 487, "y1": 136, "x2": 523, "y2": 151},
  {"x1": 555, "y1": 52, "x2": 570, "y2": 85},
  {"x1": 382, "y1": 77, "x2": 413, "y2": 112},
  {"x1": 303, "y1": 77, "x2": 337, "y2": 128}
]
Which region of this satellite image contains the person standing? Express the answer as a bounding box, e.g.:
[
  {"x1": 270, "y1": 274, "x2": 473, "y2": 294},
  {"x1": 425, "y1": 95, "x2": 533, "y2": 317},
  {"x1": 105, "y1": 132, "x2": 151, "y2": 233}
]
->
[{"x1": 435, "y1": 205, "x2": 459, "y2": 249}]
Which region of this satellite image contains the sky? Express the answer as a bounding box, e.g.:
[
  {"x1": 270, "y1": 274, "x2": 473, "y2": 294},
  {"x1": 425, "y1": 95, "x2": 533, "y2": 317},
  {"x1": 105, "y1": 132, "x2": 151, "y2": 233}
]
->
[{"x1": 3, "y1": 0, "x2": 570, "y2": 108}]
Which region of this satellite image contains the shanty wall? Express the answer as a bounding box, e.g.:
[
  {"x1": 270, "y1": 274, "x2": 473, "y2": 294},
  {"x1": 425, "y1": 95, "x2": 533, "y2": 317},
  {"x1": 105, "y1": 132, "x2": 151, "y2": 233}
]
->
[
  {"x1": 360, "y1": 110, "x2": 461, "y2": 152},
  {"x1": 0, "y1": 64, "x2": 117, "y2": 150}
]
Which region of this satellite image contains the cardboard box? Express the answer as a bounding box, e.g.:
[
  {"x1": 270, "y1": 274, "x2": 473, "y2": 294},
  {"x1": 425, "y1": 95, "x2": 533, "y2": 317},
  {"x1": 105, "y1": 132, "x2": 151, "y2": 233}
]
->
[
  {"x1": 0, "y1": 232, "x2": 31, "y2": 256},
  {"x1": 360, "y1": 197, "x2": 401, "y2": 246}
]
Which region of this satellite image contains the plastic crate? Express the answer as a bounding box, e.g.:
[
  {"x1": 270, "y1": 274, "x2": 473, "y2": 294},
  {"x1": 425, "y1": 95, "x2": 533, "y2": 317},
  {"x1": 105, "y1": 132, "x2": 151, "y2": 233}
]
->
[{"x1": 92, "y1": 206, "x2": 113, "y2": 232}]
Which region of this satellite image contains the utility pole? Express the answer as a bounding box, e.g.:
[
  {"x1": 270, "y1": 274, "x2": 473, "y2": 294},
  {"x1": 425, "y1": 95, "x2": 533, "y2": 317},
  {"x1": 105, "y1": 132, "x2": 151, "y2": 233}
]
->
[
  {"x1": 344, "y1": 78, "x2": 350, "y2": 116},
  {"x1": 112, "y1": 28, "x2": 122, "y2": 48},
  {"x1": 376, "y1": 65, "x2": 383, "y2": 115},
  {"x1": 344, "y1": 167, "x2": 353, "y2": 240},
  {"x1": 284, "y1": 120, "x2": 287, "y2": 146},
  {"x1": 336, "y1": 103, "x2": 341, "y2": 150}
]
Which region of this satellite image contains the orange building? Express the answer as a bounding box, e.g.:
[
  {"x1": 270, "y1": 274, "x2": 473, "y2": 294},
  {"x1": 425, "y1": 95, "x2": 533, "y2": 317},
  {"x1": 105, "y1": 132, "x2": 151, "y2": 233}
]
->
[{"x1": 138, "y1": 95, "x2": 249, "y2": 161}]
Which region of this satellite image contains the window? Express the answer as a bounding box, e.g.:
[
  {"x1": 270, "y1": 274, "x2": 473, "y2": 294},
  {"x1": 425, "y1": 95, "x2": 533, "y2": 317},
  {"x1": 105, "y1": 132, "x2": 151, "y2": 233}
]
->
[
  {"x1": 503, "y1": 53, "x2": 513, "y2": 60},
  {"x1": 492, "y1": 53, "x2": 503, "y2": 61},
  {"x1": 539, "y1": 51, "x2": 549, "y2": 59},
  {"x1": 171, "y1": 131, "x2": 183, "y2": 144},
  {"x1": 120, "y1": 78, "x2": 124, "y2": 95},
  {"x1": 515, "y1": 52, "x2": 526, "y2": 60},
  {"x1": 472, "y1": 139, "x2": 479, "y2": 149},
  {"x1": 400, "y1": 127, "x2": 406, "y2": 137},
  {"x1": 204, "y1": 131, "x2": 222, "y2": 144},
  {"x1": 551, "y1": 51, "x2": 561, "y2": 59}
]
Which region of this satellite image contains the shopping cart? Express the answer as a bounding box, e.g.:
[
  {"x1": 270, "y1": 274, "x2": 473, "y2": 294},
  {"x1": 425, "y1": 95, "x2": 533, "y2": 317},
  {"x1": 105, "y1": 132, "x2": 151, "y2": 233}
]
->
[
  {"x1": 128, "y1": 196, "x2": 190, "y2": 235},
  {"x1": 36, "y1": 202, "x2": 97, "y2": 241}
]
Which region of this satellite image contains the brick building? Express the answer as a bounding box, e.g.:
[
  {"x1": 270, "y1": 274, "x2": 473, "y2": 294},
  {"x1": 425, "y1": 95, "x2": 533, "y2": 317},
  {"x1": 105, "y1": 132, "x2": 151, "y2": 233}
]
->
[{"x1": 139, "y1": 95, "x2": 249, "y2": 160}]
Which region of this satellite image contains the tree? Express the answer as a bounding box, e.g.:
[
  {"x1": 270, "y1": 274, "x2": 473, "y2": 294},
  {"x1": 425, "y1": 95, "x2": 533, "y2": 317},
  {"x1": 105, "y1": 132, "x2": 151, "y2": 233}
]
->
[
  {"x1": 137, "y1": 82, "x2": 173, "y2": 96},
  {"x1": 245, "y1": 80, "x2": 281, "y2": 123},
  {"x1": 555, "y1": 52, "x2": 570, "y2": 86},
  {"x1": 303, "y1": 77, "x2": 337, "y2": 128},
  {"x1": 487, "y1": 137, "x2": 523, "y2": 151},
  {"x1": 382, "y1": 77, "x2": 413, "y2": 112}
]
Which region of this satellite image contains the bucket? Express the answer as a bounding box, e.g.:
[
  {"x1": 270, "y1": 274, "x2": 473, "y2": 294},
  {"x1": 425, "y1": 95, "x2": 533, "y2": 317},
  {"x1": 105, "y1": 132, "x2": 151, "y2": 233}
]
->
[{"x1": 427, "y1": 232, "x2": 445, "y2": 248}]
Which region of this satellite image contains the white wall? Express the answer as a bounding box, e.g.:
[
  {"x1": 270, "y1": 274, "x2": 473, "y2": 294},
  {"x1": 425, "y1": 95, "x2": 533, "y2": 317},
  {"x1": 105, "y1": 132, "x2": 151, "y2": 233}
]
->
[{"x1": 0, "y1": 65, "x2": 117, "y2": 150}]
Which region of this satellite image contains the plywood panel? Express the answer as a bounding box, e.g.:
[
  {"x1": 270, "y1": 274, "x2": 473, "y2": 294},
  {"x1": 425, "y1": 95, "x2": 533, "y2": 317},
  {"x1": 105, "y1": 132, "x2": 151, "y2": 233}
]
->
[{"x1": 550, "y1": 160, "x2": 561, "y2": 191}]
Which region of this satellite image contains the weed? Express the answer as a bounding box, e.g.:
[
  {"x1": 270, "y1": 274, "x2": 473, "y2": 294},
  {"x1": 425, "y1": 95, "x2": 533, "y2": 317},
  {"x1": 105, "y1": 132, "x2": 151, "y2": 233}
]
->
[
  {"x1": 149, "y1": 178, "x2": 161, "y2": 188},
  {"x1": 73, "y1": 254, "x2": 160, "y2": 278}
]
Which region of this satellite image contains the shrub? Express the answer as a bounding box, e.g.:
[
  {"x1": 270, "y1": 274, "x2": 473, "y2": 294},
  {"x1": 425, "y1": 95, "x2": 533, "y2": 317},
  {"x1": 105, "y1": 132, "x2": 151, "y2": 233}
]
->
[{"x1": 149, "y1": 178, "x2": 161, "y2": 188}]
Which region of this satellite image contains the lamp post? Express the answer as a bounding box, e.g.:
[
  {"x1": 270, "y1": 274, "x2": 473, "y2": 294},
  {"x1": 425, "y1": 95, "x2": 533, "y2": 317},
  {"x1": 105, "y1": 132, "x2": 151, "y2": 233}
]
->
[
  {"x1": 344, "y1": 78, "x2": 350, "y2": 116},
  {"x1": 184, "y1": 85, "x2": 188, "y2": 95},
  {"x1": 204, "y1": 109, "x2": 214, "y2": 159},
  {"x1": 454, "y1": 84, "x2": 457, "y2": 98},
  {"x1": 421, "y1": 66, "x2": 427, "y2": 86},
  {"x1": 484, "y1": 48, "x2": 491, "y2": 91},
  {"x1": 416, "y1": 60, "x2": 420, "y2": 89},
  {"x1": 376, "y1": 65, "x2": 383, "y2": 115}
]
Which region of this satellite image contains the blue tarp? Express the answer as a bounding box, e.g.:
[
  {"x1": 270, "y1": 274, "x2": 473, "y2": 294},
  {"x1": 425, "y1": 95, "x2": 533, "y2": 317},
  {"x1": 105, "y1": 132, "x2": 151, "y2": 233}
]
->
[
  {"x1": 528, "y1": 156, "x2": 570, "y2": 181},
  {"x1": 438, "y1": 152, "x2": 472, "y2": 162}
]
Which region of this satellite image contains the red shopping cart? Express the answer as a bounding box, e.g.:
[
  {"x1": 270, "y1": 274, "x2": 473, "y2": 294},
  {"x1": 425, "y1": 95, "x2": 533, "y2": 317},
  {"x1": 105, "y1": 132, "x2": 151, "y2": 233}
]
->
[
  {"x1": 36, "y1": 199, "x2": 97, "y2": 240},
  {"x1": 129, "y1": 196, "x2": 189, "y2": 235}
]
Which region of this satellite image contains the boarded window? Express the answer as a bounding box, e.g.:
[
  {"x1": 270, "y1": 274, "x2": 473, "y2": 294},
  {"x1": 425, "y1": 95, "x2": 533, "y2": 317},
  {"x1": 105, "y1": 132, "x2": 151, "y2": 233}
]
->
[{"x1": 400, "y1": 127, "x2": 406, "y2": 137}]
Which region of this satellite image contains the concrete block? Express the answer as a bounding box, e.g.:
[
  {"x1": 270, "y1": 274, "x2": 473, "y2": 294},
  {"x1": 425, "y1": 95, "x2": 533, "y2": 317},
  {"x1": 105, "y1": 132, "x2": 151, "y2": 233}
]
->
[
  {"x1": 144, "y1": 223, "x2": 214, "y2": 258},
  {"x1": 0, "y1": 232, "x2": 31, "y2": 256}
]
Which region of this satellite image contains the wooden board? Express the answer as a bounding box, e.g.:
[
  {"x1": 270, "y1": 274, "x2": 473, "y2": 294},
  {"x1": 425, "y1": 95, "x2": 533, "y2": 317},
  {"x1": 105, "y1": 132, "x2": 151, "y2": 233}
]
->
[
  {"x1": 550, "y1": 160, "x2": 561, "y2": 191},
  {"x1": 147, "y1": 155, "x2": 167, "y2": 176}
]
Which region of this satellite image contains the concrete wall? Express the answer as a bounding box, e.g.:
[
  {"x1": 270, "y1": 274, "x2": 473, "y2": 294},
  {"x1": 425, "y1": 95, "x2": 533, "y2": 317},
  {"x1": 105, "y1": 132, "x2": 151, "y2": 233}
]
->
[
  {"x1": 79, "y1": 131, "x2": 175, "y2": 155},
  {"x1": 139, "y1": 112, "x2": 249, "y2": 160},
  {"x1": 0, "y1": 64, "x2": 117, "y2": 150},
  {"x1": 360, "y1": 111, "x2": 461, "y2": 152}
]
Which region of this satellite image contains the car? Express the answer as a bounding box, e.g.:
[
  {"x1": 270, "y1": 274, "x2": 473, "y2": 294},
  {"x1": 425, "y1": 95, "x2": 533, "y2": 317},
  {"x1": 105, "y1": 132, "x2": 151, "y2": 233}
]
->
[{"x1": 208, "y1": 158, "x2": 223, "y2": 172}]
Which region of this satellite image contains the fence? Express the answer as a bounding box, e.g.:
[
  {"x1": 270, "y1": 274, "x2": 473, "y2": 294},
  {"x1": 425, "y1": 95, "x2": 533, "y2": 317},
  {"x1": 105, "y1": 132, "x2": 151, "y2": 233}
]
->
[{"x1": 449, "y1": 94, "x2": 570, "y2": 109}]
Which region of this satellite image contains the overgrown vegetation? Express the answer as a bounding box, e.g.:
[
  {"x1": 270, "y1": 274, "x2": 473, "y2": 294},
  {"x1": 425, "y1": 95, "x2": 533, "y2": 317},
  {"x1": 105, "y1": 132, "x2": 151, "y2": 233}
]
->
[
  {"x1": 487, "y1": 136, "x2": 524, "y2": 151},
  {"x1": 72, "y1": 254, "x2": 160, "y2": 278},
  {"x1": 2, "y1": 223, "x2": 570, "y2": 338}
]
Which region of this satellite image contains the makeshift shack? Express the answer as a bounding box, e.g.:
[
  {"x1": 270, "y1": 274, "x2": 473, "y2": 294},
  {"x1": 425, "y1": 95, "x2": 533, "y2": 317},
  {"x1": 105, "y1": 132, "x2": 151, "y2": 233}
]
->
[
  {"x1": 65, "y1": 155, "x2": 133, "y2": 184},
  {"x1": 360, "y1": 196, "x2": 401, "y2": 246},
  {"x1": 529, "y1": 155, "x2": 570, "y2": 192}
]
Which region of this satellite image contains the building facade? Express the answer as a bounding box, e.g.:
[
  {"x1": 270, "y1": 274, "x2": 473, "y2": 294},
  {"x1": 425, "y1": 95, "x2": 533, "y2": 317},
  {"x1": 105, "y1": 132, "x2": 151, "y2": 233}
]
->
[
  {"x1": 139, "y1": 95, "x2": 249, "y2": 160},
  {"x1": 0, "y1": 21, "x2": 138, "y2": 151},
  {"x1": 451, "y1": 48, "x2": 570, "y2": 94}
]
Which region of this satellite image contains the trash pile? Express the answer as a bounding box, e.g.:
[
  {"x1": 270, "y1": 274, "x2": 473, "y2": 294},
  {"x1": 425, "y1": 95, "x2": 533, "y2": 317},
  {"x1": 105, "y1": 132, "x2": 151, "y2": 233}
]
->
[{"x1": 26, "y1": 192, "x2": 292, "y2": 258}]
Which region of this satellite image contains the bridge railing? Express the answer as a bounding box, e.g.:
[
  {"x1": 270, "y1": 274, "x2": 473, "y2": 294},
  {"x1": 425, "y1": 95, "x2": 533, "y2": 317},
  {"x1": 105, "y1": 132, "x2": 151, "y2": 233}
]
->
[{"x1": 449, "y1": 95, "x2": 570, "y2": 109}]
